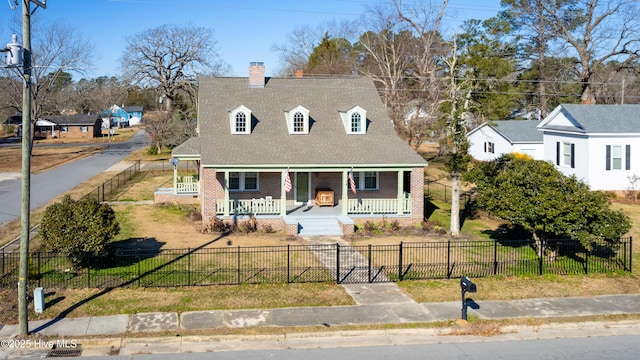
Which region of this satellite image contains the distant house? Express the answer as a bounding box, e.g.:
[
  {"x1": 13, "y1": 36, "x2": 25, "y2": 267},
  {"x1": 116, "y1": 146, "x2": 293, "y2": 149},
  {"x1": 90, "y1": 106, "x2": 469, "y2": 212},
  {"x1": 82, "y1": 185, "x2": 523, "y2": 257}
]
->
[
  {"x1": 538, "y1": 104, "x2": 640, "y2": 192},
  {"x1": 102, "y1": 105, "x2": 144, "y2": 128},
  {"x1": 468, "y1": 104, "x2": 640, "y2": 193},
  {"x1": 161, "y1": 62, "x2": 427, "y2": 236},
  {"x1": 467, "y1": 120, "x2": 544, "y2": 161},
  {"x1": 35, "y1": 114, "x2": 103, "y2": 139}
]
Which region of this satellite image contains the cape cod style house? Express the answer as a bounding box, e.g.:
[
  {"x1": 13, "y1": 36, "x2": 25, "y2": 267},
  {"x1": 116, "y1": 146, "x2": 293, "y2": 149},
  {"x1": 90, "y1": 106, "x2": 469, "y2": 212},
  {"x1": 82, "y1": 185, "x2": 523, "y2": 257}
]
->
[{"x1": 157, "y1": 63, "x2": 427, "y2": 236}]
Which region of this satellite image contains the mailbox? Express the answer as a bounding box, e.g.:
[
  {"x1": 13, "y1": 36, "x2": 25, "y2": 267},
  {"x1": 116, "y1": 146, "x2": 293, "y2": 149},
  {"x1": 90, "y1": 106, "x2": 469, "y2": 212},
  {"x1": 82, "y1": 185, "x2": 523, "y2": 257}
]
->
[
  {"x1": 460, "y1": 276, "x2": 477, "y2": 321},
  {"x1": 461, "y1": 276, "x2": 476, "y2": 293}
]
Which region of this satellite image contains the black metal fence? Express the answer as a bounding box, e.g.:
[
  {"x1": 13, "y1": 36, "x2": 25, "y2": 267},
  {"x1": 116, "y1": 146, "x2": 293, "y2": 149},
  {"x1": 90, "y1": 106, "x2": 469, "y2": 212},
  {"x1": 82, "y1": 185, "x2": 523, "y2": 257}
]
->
[
  {"x1": 0, "y1": 238, "x2": 631, "y2": 289},
  {"x1": 82, "y1": 160, "x2": 141, "y2": 202},
  {"x1": 424, "y1": 179, "x2": 474, "y2": 204}
]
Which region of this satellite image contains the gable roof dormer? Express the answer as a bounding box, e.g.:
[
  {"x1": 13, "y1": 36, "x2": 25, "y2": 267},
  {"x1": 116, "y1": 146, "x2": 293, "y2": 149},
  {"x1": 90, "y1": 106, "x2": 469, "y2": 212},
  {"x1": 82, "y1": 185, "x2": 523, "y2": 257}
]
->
[
  {"x1": 340, "y1": 105, "x2": 367, "y2": 134},
  {"x1": 229, "y1": 105, "x2": 252, "y2": 134},
  {"x1": 284, "y1": 105, "x2": 310, "y2": 134}
]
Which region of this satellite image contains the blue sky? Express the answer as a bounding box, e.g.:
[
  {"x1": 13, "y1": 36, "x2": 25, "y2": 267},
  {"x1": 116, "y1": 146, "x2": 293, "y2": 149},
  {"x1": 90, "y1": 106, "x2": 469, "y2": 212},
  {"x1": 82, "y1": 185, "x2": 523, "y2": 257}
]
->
[{"x1": 0, "y1": 0, "x2": 502, "y2": 79}]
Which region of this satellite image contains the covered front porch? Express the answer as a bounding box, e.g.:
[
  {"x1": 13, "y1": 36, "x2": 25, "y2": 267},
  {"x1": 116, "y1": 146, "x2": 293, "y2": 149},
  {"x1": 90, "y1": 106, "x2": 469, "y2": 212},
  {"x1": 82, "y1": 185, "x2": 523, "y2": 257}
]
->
[{"x1": 212, "y1": 195, "x2": 412, "y2": 217}]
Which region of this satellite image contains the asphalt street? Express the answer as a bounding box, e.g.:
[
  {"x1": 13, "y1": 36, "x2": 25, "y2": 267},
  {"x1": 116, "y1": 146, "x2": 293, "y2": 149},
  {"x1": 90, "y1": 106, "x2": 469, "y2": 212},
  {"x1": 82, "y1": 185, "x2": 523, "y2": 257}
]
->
[{"x1": 0, "y1": 130, "x2": 147, "y2": 226}]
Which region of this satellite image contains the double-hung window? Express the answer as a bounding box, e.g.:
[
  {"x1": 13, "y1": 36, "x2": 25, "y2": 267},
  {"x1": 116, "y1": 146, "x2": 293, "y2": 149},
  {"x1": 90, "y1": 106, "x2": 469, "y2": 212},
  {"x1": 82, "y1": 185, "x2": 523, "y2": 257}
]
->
[
  {"x1": 352, "y1": 171, "x2": 378, "y2": 191},
  {"x1": 606, "y1": 144, "x2": 631, "y2": 171},
  {"x1": 484, "y1": 142, "x2": 494, "y2": 153},
  {"x1": 556, "y1": 141, "x2": 575, "y2": 168},
  {"x1": 229, "y1": 172, "x2": 259, "y2": 191}
]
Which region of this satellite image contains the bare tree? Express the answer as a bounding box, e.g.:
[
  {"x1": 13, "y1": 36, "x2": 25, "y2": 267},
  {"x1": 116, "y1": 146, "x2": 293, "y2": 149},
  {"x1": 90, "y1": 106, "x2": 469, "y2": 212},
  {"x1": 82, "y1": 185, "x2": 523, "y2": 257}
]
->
[
  {"x1": 271, "y1": 20, "x2": 357, "y2": 76},
  {"x1": 356, "y1": 4, "x2": 415, "y2": 130},
  {"x1": 2, "y1": 19, "x2": 94, "y2": 122},
  {"x1": 120, "y1": 24, "x2": 229, "y2": 113},
  {"x1": 537, "y1": 0, "x2": 640, "y2": 104},
  {"x1": 442, "y1": 35, "x2": 474, "y2": 237},
  {"x1": 393, "y1": 0, "x2": 449, "y2": 148}
]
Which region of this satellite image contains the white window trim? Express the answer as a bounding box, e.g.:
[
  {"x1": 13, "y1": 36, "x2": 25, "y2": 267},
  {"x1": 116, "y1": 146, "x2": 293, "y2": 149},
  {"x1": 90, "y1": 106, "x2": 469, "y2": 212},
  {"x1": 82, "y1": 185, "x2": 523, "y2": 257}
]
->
[
  {"x1": 352, "y1": 171, "x2": 379, "y2": 191},
  {"x1": 340, "y1": 105, "x2": 367, "y2": 134},
  {"x1": 562, "y1": 142, "x2": 573, "y2": 167},
  {"x1": 284, "y1": 105, "x2": 310, "y2": 134},
  {"x1": 485, "y1": 142, "x2": 494, "y2": 153},
  {"x1": 610, "y1": 144, "x2": 623, "y2": 170},
  {"x1": 229, "y1": 172, "x2": 259, "y2": 192},
  {"x1": 229, "y1": 105, "x2": 252, "y2": 134},
  {"x1": 80, "y1": 126, "x2": 88, "y2": 133}
]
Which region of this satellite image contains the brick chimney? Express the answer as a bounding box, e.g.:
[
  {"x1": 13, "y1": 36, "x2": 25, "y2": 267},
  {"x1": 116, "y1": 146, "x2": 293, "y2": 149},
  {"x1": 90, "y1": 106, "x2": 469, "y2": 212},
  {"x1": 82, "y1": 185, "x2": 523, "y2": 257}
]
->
[{"x1": 249, "y1": 62, "x2": 265, "y2": 88}]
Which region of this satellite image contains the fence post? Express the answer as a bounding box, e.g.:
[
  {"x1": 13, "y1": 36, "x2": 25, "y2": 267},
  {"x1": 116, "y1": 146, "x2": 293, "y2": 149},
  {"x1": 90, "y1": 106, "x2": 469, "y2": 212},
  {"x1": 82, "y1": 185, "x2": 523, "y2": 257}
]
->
[
  {"x1": 187, "y1": 247, "x2": 191, "y2": 286},
  {"x1": 37, "y1": 252, "x2": 41, "y2": 288},
  {"x1": 336, "y1": 243, "x2": 340, "y2": 284},
  {"x1": 538, "y1": 242, "x2": 544, "y2": 275},
  {"x1": 287, "y1": 244, "x2": 290, "y2": 284},
  {"x1": 87, "y1": 254, "x2": 91, "y2": 288},
  {"x1": 493, "y1": 240, "x2": 498, "y2": 275},
  {"x1": 398, "y1": 242, "x2": 403, "y2": 281},
  {"x1": 367, "y1": 244, "x2": 372, "y2": 283},
  {"x1": 446, "y1": 240, "x2": 451, "y2": 279},
  {"x1": 629, "y1": 237, "x2": 633, "y2": 272},
  {"x1": 137, "y1": 249, "x2": 141, "y2": 287},
  {"x1": 237, "y1": 245, "x2": 240, "y2": 285},
  {"x1": 585, "y1": 247, "x2": 589, "y2": 275}
]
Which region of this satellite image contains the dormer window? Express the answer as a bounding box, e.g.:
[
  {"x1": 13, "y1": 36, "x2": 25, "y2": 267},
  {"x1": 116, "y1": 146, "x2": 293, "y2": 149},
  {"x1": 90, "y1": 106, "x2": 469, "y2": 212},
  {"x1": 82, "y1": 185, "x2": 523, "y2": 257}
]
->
[
  {"x1": 340, "y1": 105, "x2": 367, "y2": 134},
  {"x1": 293, "y1": 112, "x2": 305, "y2": 132},
  {"x1": 229, "y1": 105, "x2": 252, "y2": 134},
  {"x1": 235, "y1": 112, "x2": 247, "y2": 132},
  {"x1": 351, "y1": 112, "x2": 361, "y2": 133},
  {"x1": 285, "y1": 105, "x2": 310, "y2": 134}
]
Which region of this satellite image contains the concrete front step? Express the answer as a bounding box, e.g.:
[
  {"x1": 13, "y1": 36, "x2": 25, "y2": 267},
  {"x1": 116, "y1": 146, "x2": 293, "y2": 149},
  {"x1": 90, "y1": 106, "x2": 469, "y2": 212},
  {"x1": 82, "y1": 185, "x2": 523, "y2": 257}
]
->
[{"x1": 297, "y1": 217, "x2": 343, "y2": 237}]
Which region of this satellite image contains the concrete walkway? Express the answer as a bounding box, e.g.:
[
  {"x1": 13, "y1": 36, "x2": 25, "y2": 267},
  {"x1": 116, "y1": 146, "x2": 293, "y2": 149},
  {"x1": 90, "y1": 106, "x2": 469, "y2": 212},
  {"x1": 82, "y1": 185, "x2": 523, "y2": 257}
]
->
[{"x1": 1, "y1": 290, "x2": 640, "y2": 358}]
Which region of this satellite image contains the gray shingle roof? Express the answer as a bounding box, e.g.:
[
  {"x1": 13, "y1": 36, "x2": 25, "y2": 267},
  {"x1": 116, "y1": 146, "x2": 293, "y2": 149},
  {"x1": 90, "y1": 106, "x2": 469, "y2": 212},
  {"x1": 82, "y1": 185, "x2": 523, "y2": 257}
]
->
[
  {"x1": 44, "y1": 114, "x2": 102, "y2": 125},
  {"x1": 122, "y1": 106, "x2": 143, "y2": 113},
  {"x1": 183, "y1": 76, "x2": 426, "y2": 167},
  {"x1": 544, "y1": 104, "x2": 640, "y2": 133},
  {"x1": 489, "y1": 120, "x2": 543, "y2": 143}
]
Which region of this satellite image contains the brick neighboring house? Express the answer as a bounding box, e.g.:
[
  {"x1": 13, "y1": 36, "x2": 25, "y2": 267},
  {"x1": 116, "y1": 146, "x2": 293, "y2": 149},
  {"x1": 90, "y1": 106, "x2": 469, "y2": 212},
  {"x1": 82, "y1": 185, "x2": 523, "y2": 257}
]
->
[
  {"x1": 34, "y1": 114, "x2": 103, "y2": 139},
  {"x1": 158, "y1": 62, "x2": 428, "y2": 236}
]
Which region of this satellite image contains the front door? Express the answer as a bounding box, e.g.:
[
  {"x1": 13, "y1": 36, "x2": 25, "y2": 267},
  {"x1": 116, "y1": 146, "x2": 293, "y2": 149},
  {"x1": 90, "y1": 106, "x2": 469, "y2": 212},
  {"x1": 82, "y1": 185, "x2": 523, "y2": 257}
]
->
[{"x1": 295, "y1": 172, "x2": 310, "y2": 204}]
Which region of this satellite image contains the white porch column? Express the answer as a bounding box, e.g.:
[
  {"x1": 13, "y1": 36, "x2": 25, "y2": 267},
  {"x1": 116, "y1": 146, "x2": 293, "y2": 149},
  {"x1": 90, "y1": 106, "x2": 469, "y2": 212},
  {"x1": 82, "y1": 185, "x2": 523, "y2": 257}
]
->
[
  {"x1": 280, "y1": 170, "x2": 287, "y2": 216},
  {"x1": 173, "y1": 163, "x2": 178, "y2": 195},
  {"x1": 341, "y1": 170, "x2": 348, "y2": 216},
  {"x1": 223, "y1": 171, "x2": 230, "y2": 216},
  {"x1": 397, "y1": 170, "x2": 404, "y2": 215}
]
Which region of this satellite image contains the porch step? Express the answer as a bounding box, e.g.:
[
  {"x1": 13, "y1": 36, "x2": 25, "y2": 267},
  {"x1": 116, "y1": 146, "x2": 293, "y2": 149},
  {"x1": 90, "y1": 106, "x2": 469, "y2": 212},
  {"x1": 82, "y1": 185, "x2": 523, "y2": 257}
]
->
[{"x1": 296, "y1": 217, "x2": 343, "y2": 237}]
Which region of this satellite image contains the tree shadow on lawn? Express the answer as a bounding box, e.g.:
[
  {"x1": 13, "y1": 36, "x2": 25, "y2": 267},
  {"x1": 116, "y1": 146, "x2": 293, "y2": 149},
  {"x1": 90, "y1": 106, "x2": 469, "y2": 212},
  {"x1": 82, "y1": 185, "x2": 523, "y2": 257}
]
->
[{"x1": 30, "y1": 231, "x2": 231, "y2": 334}]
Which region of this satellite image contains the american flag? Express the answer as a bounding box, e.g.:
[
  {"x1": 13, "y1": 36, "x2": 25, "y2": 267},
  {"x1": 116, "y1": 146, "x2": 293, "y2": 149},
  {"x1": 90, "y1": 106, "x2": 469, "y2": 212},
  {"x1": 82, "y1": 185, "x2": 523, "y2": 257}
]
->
[
  {"x1": 284, "y1": 170, "x2": 292, "y2": 192},
  {"x1": 348, "y1": 170, "x2": 357, "y2": 194}
]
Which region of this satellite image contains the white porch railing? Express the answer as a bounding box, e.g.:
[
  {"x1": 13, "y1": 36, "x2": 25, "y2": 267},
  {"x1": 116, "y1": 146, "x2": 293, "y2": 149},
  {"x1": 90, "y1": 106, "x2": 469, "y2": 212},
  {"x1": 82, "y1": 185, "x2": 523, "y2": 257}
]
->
[
  {"x1": 175, "y1": 176, "x2": 199, "y2": 194},
  {"x1": 176, "y1": 182, "x2": 199, "y2": 193},
  {"x1": 347, "y1": 198, "x2": 412, "y2": 214},
  {"x1": 216, "y1": 198, "x2": 282, "y2": 215}
]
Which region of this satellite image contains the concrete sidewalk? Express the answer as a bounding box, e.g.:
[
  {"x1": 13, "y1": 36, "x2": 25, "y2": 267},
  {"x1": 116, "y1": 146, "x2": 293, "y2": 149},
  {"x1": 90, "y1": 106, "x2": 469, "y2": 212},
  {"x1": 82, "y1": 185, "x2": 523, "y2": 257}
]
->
[
  {"x1": 2, "y1": 292, "x2": 639, "y2": 339},
  {"x1": 1, "y1": 286, "x2": 640, "y2": 358}
]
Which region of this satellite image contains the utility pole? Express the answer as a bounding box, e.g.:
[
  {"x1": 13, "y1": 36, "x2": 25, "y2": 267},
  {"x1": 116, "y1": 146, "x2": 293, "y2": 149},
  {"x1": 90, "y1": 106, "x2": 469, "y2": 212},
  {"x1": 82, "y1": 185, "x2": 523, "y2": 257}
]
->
[{"x1": 17, "y1": 0, "x2": 46, "y2": 337}]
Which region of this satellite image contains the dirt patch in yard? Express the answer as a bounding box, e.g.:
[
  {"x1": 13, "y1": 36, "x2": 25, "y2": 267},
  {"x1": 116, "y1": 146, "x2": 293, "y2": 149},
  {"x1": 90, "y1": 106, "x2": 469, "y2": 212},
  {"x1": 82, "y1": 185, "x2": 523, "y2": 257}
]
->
[
  {"x1": 111, "y1": 204, "x2": 299, "y2": 249},
  {"x1": 0, "y1": 146, "x2": 104, "y2": 173}
]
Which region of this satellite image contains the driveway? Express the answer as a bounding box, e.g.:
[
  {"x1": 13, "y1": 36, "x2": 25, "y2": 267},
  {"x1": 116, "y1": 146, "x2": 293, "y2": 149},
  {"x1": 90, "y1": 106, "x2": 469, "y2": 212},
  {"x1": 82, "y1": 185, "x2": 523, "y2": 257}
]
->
[{"x1": 0, "y1": 129, "x2": 148, "y2": 226}]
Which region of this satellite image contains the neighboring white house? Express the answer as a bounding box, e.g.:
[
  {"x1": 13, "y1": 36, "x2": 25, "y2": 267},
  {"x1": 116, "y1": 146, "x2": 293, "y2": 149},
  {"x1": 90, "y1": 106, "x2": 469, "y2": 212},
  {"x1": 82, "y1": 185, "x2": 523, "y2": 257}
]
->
[
  {"x1": 538, "y1": 104, "x2": 640, "y2": 192},
  {"x1": 467, "y1": 120, "x2": 544, "y2": 161}
]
